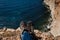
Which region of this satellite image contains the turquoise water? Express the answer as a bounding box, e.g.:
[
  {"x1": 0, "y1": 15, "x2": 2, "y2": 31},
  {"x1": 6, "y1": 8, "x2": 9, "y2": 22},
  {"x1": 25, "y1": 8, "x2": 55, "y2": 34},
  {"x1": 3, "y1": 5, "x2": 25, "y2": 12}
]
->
[{"x1": 0, "y1": 0, "x2": 48, "y2": 29}]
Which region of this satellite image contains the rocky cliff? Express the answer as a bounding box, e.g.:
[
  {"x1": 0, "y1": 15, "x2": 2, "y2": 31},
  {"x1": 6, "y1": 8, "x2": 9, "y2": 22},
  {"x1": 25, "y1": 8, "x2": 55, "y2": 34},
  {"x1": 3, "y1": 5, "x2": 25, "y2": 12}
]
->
[
  {"x1": 44, "y1": 0, "x2": 60, "y2": 37},
  {"x1": 0, "y1": 27, "x2": 54, "y2": 40}
]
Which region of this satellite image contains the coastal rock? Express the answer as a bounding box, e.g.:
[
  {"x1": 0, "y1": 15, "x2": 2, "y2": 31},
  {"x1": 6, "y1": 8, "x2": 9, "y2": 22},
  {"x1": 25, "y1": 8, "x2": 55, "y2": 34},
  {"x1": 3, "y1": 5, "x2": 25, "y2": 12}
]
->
[
  {"x1": 54, "y1": 36, "x2": 60, "y2": 40},
  {"x1": 0, "y1": 27, "x2": 55, "y2": 40},
  {"x1": 44, "y1": 0, "x2": 60, "y2": 37},
  {"x1": 6, "y1": 28, "x2": 15, "y2": 32}
]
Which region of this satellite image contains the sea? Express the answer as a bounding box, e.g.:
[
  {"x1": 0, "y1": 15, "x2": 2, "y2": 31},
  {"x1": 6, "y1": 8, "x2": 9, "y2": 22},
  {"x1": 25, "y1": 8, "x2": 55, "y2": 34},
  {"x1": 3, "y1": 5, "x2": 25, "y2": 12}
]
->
[{"x1": 0, "y1": 0, "x2": 48, "y2": 29}]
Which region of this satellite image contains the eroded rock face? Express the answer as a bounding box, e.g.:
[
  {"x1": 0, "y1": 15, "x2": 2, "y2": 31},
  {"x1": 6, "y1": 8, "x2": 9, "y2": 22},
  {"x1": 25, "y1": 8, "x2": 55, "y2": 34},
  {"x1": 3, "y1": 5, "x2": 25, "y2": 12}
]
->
[
  {"x1": 0, "y1": 28, "x2": 54, "y2": 40},
  {"x1": 44, "y1": 0, "x2": 60, "y2": 37},
  {"x1": 34, "y1": 30, "x2": 54, "y2": 40}
]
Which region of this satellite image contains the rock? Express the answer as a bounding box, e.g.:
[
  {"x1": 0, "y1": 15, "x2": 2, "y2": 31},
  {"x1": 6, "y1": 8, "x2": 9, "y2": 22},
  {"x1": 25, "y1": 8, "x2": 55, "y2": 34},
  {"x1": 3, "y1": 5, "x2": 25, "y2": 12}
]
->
[
  {"x1": 16, "y1": 27, "x2": 21, "y2": 31},
  {"x1": 55, "y1": 36, "x2": 60, "y2": 40},
  {"x1": 41, "y1": 32, "x2": 54, "y2": 40},
  {"x1": 44, "y1": 0, "x2": 60, "y2": 37},
  {"x1": 34, "y1": 30, "x2": 42, "y2": 37},
  {"x1": 34, "y1": 30, "x2": 54, "y2": 40},
  {"x1": 0, "y1": 27, "x2": 55, "y2": 40},
  {"x1": 6, "y1": 28, "x2": 15, "y2": 32},
  {"x1": 0, "y1": 32, "x2": 4, "y2": 35}
]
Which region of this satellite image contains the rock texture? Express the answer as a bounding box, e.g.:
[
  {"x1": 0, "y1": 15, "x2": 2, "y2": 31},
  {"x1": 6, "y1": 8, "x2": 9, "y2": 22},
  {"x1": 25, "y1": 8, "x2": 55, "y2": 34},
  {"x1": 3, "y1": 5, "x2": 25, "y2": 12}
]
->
[
  {"x1": 0, "y1": 28, "x2": 54, "y2": 40},
  {"x1": 44, "y1": 0, "x2": 60, "y2": 37}
]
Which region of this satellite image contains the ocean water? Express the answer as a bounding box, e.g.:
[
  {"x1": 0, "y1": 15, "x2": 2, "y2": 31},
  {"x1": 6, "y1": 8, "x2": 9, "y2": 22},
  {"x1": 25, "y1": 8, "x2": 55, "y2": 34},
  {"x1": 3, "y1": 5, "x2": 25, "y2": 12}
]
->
[{"x1": 0, "y1": 0, "x2": 47, "y2": 29}]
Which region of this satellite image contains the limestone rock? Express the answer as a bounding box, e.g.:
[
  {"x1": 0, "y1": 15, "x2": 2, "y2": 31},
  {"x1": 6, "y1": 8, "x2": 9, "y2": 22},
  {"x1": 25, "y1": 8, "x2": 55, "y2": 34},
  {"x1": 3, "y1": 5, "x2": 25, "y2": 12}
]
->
[
  {"x1": 0, "y1": 27, "x2": 55, "y2": 40},
  {"x1": 44, "y1": 0, "x2": 60, "y2": 37}
]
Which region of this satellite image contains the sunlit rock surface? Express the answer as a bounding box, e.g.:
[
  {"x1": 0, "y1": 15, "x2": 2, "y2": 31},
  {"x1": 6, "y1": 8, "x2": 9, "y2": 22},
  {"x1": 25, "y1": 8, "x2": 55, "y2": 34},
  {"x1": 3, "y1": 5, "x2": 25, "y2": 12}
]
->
[
  {"x1": 0, "y1": 27, "x2": 54, "y2": 40},
  {"x1": 44, "y1": 0, "x2": 60, "y2": 37}
]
